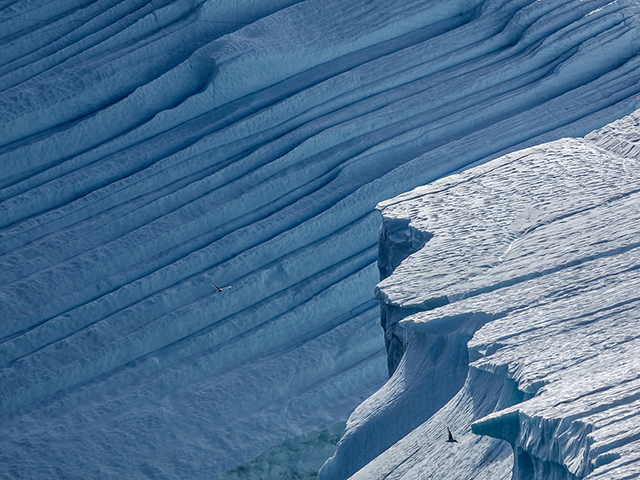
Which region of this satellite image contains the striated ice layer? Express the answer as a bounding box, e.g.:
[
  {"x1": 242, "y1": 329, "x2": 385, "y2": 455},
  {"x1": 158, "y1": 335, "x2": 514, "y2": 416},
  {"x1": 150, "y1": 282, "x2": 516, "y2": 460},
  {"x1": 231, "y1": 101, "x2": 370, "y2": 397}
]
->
[
  {"x1": 5, "y1": 0, "x2": 640, "y2": 478},
  {"x1": 324, "y1": 111, "x2": 640, "y2": 479}
]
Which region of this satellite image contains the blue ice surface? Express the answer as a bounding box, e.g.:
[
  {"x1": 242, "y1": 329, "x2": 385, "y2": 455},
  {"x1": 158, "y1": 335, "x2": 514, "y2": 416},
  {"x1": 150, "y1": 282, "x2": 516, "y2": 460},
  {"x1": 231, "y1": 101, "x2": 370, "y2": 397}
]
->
[{"x1": 3, "y1": 0, "x2": 640, "y2": 478}]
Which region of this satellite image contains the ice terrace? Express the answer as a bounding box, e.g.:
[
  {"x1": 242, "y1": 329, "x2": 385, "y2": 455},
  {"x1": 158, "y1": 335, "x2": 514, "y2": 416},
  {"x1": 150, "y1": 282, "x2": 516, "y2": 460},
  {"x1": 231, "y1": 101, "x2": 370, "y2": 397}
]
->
[{"x1": 323, "y1": 112, "x2": 640, "y2": 480}]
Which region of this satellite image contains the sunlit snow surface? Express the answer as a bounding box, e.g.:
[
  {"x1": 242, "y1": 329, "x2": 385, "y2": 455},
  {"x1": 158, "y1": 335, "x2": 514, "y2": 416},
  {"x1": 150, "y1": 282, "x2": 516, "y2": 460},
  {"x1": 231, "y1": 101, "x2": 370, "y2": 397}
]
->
[
  {"x1": 325, "y1": 112, "x2": 640, "y2": 479},
  {"x1": 4, "y1": 0, "x2": 640, "y2": 478}
]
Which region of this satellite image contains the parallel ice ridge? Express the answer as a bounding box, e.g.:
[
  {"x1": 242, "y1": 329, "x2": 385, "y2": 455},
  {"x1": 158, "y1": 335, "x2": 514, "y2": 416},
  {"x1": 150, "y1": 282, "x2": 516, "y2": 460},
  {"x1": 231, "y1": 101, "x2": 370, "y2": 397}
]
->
[
  {"x1": 360, "y1": 111, "x2": 640, "y2": 479},
  {"x1": 5, "y1": 0, "x2": 640, "y2": 478}
]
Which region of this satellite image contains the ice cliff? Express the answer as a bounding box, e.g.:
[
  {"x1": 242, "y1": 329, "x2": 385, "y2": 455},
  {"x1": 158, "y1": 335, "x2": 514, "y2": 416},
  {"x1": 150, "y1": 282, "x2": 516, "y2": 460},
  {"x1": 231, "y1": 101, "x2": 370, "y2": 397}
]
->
[
  {"x1": 321, "y1": 112, "x2": 640, "y2": 479},
  {"x1": 3, "y1": 0, "x2": 640, "y2": 478}
]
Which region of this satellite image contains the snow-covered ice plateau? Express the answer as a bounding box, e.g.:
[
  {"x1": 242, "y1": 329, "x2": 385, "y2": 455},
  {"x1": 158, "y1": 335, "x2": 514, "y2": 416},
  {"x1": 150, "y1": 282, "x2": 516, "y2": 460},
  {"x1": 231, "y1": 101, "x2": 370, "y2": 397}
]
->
[
  {"x1": 3, "y1": 0, "x2": 640, "y2": 478},
  {"x1": 321, "y1": 112, "x2": 640, "y2": 479}
]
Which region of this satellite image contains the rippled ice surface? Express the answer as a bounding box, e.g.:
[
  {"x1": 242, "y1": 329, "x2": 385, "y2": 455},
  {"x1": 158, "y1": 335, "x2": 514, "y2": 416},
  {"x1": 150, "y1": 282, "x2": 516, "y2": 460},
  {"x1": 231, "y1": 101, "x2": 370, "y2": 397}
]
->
[{"x1": 4, "y1": 0, "x2": 640, "y2": 478}]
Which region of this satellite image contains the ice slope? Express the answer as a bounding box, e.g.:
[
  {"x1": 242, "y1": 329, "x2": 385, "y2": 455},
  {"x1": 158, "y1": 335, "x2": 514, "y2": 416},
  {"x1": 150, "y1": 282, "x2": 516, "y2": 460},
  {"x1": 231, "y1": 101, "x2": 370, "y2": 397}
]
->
[
  {"x1": 4, "y1": 0, "x2": 640, "y2": 478},
  {"x1": 322, "y1": 111, "x2": 640, "y2": 479}
]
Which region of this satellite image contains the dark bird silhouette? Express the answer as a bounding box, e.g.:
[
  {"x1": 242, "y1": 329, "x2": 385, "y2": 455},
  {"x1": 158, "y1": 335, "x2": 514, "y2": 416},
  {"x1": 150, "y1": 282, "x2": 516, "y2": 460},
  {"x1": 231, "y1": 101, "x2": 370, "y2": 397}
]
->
[
  {"x1": 210, "y1": 283, "x2": 223, "y2": 292},
  {"x1": 446, "y1": 427, "x2": 458, "y2": 443}
]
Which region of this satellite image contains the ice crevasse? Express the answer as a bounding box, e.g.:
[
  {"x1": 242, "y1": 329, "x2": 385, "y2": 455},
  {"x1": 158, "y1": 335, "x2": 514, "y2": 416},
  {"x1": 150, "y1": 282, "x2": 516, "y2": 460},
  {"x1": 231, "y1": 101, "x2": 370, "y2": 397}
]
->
[{"x1": 321, "y1": 112, "x2": 640, "y2": 479}]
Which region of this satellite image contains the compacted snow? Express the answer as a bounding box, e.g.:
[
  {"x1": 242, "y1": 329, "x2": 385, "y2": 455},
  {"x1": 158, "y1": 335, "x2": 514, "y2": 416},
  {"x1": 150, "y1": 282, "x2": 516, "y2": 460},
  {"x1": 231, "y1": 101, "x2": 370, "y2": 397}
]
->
[
  {"x1": 322, "y1": 112, "x2": 640, "y2": 479},
  {"x1": 3, "y1": 0, "x2": 640, "y2": 478}
]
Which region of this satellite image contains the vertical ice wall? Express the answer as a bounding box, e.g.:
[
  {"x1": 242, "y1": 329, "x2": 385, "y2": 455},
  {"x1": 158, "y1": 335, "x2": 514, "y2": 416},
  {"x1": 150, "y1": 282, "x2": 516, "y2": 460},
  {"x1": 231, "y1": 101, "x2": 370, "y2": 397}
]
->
[
  {"x1": 4, "y1": 0, "x2": 640, "y2": 478},
  {"x1": 324, "y1": 111, "x2": 640, "y2": 479},
  {"x1": 377, "y1": 218, "x2": 432, "y2": 376}
]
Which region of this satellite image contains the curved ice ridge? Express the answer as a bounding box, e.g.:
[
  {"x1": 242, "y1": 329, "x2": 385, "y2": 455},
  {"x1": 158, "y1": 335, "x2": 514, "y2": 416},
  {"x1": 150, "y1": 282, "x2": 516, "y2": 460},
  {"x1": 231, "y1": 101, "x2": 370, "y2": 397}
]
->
[
  {"x1": 4, "y1": 0, "x2": 640, "y2": 478},
  {"x1": 330, "y1": 111, "x2": 640, "y2": 479}
]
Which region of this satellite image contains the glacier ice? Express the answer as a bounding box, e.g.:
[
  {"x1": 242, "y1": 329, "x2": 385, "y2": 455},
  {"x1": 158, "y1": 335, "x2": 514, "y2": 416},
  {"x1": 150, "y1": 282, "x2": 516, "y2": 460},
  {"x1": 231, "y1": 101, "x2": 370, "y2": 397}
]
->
[
  {"x1": 324, "y1": 111, "x2": 640, "y2": 479},
  {"x1": 4, "y1": 0, "x2": 640, "y2": 478}
]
